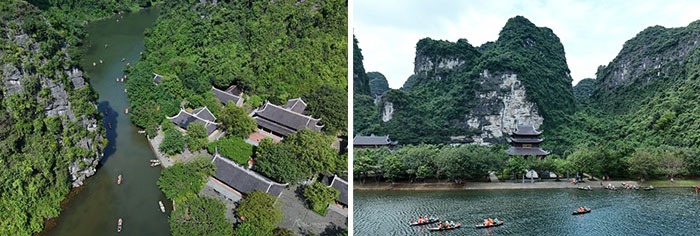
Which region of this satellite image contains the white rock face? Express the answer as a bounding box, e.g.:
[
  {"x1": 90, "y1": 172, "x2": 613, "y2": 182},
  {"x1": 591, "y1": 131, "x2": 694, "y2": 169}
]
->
[
  {"x1": 463, "y1": 71, "x2": 543, "y2": 145},
  {"x1": 382, "y1": 101, "x2": 394, "y2": 122}
]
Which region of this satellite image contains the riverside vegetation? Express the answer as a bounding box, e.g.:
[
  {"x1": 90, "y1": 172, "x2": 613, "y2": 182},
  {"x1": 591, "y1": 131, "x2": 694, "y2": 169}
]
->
[
  {"x1": 0, "y1": 0, "x2": 159, "y2": 235},
  {"x1": 354, "y1": 16, "x2": 700, "y2": 183}
]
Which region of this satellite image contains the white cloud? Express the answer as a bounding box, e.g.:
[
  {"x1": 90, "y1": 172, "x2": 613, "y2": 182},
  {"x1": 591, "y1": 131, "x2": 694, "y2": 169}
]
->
[{"x1": 355, "y1": 0, "x2": 700, "y2": 88}]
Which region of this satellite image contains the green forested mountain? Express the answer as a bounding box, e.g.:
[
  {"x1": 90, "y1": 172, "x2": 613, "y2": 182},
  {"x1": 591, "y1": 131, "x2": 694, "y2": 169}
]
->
[
  {"x1": 355, "y1": 16, "x2": 575, "y2": 145},
  {"x1": 367, "y1": 71, "x2": 389, "y2": 96},
  {"x1": 353, "y1": 35, "x2": 371, "y2": 96},
  {"x1": 355, "y1": 16, "x2": 700, "y2": 180},
  {"x1": 127, "y1": 0, "x2": 348, "y2": 135},
  {"x1": 0, "y1": 0, "x2": 152, "y2": 234}
]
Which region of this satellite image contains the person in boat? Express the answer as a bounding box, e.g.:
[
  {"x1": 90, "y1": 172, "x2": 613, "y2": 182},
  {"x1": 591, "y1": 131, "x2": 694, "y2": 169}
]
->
[
  {"x1": 494, "y1": 218, "x2": 499, "y2": 224},
  {"x1": 418, "y1": 218, "x2": 423, "y2": 224}
]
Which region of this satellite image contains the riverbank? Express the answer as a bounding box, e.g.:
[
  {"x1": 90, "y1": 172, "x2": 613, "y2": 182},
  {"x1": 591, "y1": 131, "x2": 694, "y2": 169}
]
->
[{"x1": 354, "y1": 180, "x2": 651, "y2": 191}]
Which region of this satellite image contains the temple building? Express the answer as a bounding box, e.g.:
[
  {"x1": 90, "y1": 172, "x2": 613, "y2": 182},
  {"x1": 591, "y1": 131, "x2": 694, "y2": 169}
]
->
[
  {"x1": 153, "y1": 73, "x2": 162, "y2": 84},
  {"x1": 211, "y1": 85, "x2": 244, "y2": 107},
  {"x1": 505, "y1": 124, "x2": 549, "y2": 157},
  {"x1": 329, "y1": 175, "x2": 348, "y2": 207},
  {"x1": 353, "y1": 134, "x2": 398, "y2": 149},
  {"x1": 208, "y1": 153, "x2": 288, "y2": 201},
  {"x1": 246, "y1": 98, "x2": 323, "y2": 145},
  {"x1": 166, "y1": 107, "x2": 220, "y2": 136}
]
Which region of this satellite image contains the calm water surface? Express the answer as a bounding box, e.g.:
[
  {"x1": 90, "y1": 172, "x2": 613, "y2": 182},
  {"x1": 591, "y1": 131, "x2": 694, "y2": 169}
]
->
[
  {"x1": 354, "y1": 188, "x2": 700, "y2": 235},
  {"x1": 40, "y1": 8, "x2": 169, "y2": 236}
]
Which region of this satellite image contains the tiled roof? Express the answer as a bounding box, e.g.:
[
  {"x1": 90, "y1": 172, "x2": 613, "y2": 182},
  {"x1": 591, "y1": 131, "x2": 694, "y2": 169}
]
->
[
  {"x1": 512, "y1": 124, "x2": 542, "y2": 136},
  {"x1": 330, "y1": 175, "x2": 348, "y2": 205},
  {"x1": 211, "y1": 153, "x2": 288, "y2": 197},
  {"x1": 211, "y1": 86, "x2": 243, "y2": 107},
  {"x1": 153, "y1": 73, "x2": 162, "y2": 84},
  {"x1": 250, "y1": 98, "x2": 323, "y2": 136},
  {"x1": 353, "y1": 134, "x2": 397, "y2": 146},
  {"x1": 166, "y1": 107, "x2": 219, "y2": 135}
]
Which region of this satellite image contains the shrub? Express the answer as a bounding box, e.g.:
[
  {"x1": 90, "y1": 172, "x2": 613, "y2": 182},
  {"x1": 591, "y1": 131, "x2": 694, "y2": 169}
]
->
[
  {"x1": 207, "y1": 136, "x2": 253, "y2": 165},
  {"x1": 303, "y1": 182, "x2": 339, "y2": 216}
]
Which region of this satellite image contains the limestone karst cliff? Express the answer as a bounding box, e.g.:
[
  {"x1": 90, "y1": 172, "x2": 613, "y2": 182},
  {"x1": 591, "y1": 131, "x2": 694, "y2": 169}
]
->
[{"x1": 355, "y1": 16, "x2": 575, "y2": 145}]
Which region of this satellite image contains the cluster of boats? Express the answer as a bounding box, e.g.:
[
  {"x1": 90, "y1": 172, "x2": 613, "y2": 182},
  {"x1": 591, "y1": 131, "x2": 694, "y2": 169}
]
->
[
  {"x1": 408, "y1": 216, "x2": 501, "y2": 231},
  {"x1": 577, "y1": 183, "x2": 656, "y2": 191}
]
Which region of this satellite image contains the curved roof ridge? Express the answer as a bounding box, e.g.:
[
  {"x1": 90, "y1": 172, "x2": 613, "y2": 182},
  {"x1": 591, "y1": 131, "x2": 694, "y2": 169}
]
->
[
  {"x1": 215, "y1": 154, "x2": 289, "y2": 187},
  {"x1": 260, "y1": 101, "x2": 321, "y2": 121},
  {"x1": 166, "y1": 109, "x2": 190, "y2": 120}
]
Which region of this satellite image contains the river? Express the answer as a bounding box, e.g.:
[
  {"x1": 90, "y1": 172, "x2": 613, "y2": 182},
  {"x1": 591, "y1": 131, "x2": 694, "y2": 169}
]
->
[
  {"x1": 39, "y1": 8, "x2": 169, "y2": 236},
  {"x1": 354, "y1": 188, "x2": 700, "y2": 235}
]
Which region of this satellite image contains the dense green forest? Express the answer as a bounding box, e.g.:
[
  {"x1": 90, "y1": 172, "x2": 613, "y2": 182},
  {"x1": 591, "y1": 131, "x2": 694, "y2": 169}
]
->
[
  {"x1": 367, "y1": 71, "x2": 389, "y2": 96},
  {"x1": 354, "y1": 16, "x2": 700, "y2": 180},
  {"x1": 355, "y1": 16, "x2": 575, "y2": 145},
  {"x1": 0, "y1": 0, "x2": 162, "y2": 234},
  {"x1": 126, "y1": 0, "x2": 348, "y2": 136}
]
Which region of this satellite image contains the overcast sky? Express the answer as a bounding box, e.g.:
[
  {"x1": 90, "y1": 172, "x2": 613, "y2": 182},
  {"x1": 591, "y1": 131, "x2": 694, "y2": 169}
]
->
[{"x1": 354, "y1": 0, "x2": 700, "y2": 88}]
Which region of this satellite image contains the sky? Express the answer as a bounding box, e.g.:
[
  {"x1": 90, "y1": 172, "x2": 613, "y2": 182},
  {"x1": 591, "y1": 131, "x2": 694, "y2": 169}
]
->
[{"x1": 354, "y1": 0, "x2": 700, "y2": 88}]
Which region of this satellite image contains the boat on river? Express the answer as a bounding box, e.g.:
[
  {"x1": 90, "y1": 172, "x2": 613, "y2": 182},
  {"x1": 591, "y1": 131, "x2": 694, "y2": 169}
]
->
[
  {"x1": 428, "y1": 223, "x2": 460, "y2": 231},
  {"x1": 159, "y1": 201, "x2": 165, "y2": 213},
  {"x1": 578, "y1": 186, "x2": 592, "y2": 191},
  {"x1": 409, "y1": 217, "x2": 439, "y2": 226},
  {"x1": 476, "y1": 221, "x2": 503, "y2": 228},
  {"x1": 117, "y1": 175, "x2": 122, "y2": 185},
  {"x1": 572, "y1": 208, "x2": 591, "y2": 215},
  {"x1": 117, "y1": 218, "x2": 122, "y2": 232},
  {"x1": 150, "y1": 159, "x2": 161, "y2": 167},
  {"x1": 644, "y1": 186, "x2": 655, "y2": 191},
  {"x1": 108, "y1": 122, "x2": 112, "y2": 129}
]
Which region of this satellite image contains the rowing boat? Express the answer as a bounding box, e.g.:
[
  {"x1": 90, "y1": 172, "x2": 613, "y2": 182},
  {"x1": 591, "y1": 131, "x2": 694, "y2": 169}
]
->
[
  {"x1": 159, "y1": 201, "x2": 165, "y2": 213},
  {"x1": 428, "y1": 223, "x2": 460, "y2": 231},
  {"x1": 408, "y1": 217, "x2": 439, "y2": 226},
  {"x1": 117, "y1": 218, "x2": 122, "y2": 232},
  {"x1": 117, "y1": 175, "x2": 122, "y2": 185},
  {"x1": 572, "y1": 208, "x2": 591, "y2": 215},
  {"x1": 476, "y1": 221, "x2": 503, "y2": 228}
]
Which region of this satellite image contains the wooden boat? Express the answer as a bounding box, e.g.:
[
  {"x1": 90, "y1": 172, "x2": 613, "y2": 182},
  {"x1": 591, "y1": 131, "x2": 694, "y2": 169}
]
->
[
  {"x1": 108, "y1": 122, "x2": 112, "y2": 129},
  {"x1": 125, "y1": 108, "x2": 128, "y2": 114},
  {"x1": 572, "y1": 208, "x2": 591, "y2": 215},
  {"x1": 93, "y1": 62, "x2": 96, "y2": 66},
  {"x1": 644, "y1": 186, "x2": 655, "y2": 191},
  {"x1": 577, "y1": 187, "x2": 592, "y2": 191},
  {"x1": 121, "y1": 77, "x2": 124, "y2": 82},
  {"x1": 476, "y1": 221, "x2": 503, "y2": 228},
  {"x1": 117, "y1": 218, "x2": 122, "y2": 232},
  {"x1": 150, "y1": 160, "x2": 161, "y2": 167},
  {"x1": 117, "y1": 175, "x2": 122, "y2": 185},
  {"x1": 159, "y1": 201, "x2": 165, "y2": 213},
  {"x1": 99, "y1": 59, "x2": 103, "y2": 64},
  {"x1": 428, "y1": 223, "x2": 460, "y2": 231},
  {"x1": 408, "y1": 217, "x2": 439, "y2": 226},
  {"x1": 138, "y1": 130, "x2": 146, "y2": 134}
]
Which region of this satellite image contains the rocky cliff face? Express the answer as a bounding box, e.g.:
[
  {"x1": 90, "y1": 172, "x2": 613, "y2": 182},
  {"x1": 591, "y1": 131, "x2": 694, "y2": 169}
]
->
[
  {"x1": 1, "y1": 9, "x2": 104, "y2": 187},
  {"x1": 593, "y1": 21, "x2": 700, "y2": 111},
  {"x1": 360, "y1": 16, "x2": 574, "y2": 145},
  {"x1": 456, "y1": 70, "x2": 543, "y2": 145}
]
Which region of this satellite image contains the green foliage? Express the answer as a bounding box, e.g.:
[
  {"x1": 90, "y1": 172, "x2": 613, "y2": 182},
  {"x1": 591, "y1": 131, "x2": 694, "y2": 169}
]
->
[
  {"x1": 367, "y1": 71, "x2": 390, "y2": 96},
  {"x1": 303, "y1": 182, "x2": 339, "y2": 215},
  {"x1": 186, "y1": 122, "x2": 207, "y2": 152},
  {"x1": 159, "y1": 128, "x2": 186, "y2": 156},
  {"x1": 303, "y1": 84, "x2": 348, "y2": 134},
  {"x1": 169, "y1": 196, "x2": 233, "y2": 236},
  {"x1": 254, "y1": 138, "x2": 303, "y2": 184},
  {"x1": 207, "y1": 136, "x2": 253, "y2": 165},
  {"x1": 127, "y1": 0, "x2": 347, "y2": 130},
  {"x1": 219, "y1": 102, "x2": 257, "y2": 138},
  {"x1": 354, "y1": 145, "x2": 508, "y2": 182},
  {"x1": 273, "y1": 228, "x2": 296, "y2": 236},
  {"x1": 353, "y1": 35, "x2": 371, "y2": 96},
  {"x1": 157, "y1": 156, "x2": 215, "y2": 202},
  {"x1": 235, "y1": 191, "x2": 283, "y2": 235},
  {"x1": 0, "y1": 1, "x2": 119, "y2": 234},
  {"x1": 254, "y1": 130, "x2": 340, "y2": 183},
  {"x1": 627, "y1": 148, "x2": 661, "y2": 180}
]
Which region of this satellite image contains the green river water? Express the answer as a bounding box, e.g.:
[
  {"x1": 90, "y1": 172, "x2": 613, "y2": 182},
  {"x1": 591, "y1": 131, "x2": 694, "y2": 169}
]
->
[
  {"x1": 39, "y1": 8, "x2": 169, "y2": 236},
  {"x1": 355, "y1": 188, "x2": 700, "y2": 235}
]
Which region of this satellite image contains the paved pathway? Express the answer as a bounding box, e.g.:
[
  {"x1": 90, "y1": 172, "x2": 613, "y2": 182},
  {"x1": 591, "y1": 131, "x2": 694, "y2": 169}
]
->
[{"x1": 278, "y1": 185, "x2": 347, "y2": 235}]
